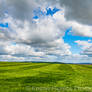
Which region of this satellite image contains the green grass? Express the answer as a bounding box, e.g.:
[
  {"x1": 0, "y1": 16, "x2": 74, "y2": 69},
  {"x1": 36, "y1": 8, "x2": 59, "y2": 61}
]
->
[{"x1": 0, "y1": 62, "x2": 92, "y2": 92}]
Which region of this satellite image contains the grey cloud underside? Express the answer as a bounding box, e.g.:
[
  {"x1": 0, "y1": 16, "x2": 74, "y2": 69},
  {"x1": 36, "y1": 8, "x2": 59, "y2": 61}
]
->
[
  {"x1": 0, "y1": 1, "x2": 6, "y2": 18},
  {"x1": 0, "y1": 0, "x2": 39, "y2": 21},
  {"x1": 1, "y1": 0, "x2": 92, "y2": 25},
  {"x1": 59, "y1": 0, "x2": 92, "y2": 25},
  {"x1": 46, "y1": 0, "x2": 92, "y2": 25},
  {"x1": 6, "y1": 0, "x2": 35, "y2": 21}
]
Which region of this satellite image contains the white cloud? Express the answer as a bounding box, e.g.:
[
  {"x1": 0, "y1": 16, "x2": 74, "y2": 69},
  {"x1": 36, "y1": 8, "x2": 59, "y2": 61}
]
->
[
  {"x1": 61, "y1": 54, "x2": 92, "y2": 63},
  {"x1": 69, "y1": 21, "x2": 92, "y2": 37},
  {"x1": 75, "y1": 40, "x2": 92, "y2": 50},
  {"x1": 0, "y1": 7, "x2": 72, "y2": 60},
  {"x1": 75, "y1": 40, "x2": 92, "y2": 57}
]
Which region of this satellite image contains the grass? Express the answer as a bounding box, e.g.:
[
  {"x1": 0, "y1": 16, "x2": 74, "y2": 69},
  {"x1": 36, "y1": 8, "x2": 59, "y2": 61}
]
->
[{"x1": 0, "y1": 62, "x2": 92, "y2": 92}]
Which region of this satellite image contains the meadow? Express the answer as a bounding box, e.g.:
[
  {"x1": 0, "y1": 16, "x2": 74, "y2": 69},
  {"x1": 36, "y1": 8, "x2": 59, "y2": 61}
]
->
[{"x1": 0, "y1": 62, "x2": 92, "y2": 92}]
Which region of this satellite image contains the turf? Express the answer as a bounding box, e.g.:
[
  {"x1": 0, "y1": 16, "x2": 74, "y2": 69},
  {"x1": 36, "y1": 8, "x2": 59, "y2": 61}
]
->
[{"x1": 0, "y1": 62, "x2": 92, "y2": 92}]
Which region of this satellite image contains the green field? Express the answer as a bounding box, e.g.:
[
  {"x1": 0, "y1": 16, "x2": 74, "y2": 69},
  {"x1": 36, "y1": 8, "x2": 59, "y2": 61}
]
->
[{"x1": 0, "y1": 62, "x2": 92, "y2": 92}]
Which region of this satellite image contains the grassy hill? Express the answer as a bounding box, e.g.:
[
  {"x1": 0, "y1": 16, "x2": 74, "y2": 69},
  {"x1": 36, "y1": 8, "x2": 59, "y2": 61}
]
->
[{"x1": 0, "y1": 62, "x2": 92, "y2": 92}]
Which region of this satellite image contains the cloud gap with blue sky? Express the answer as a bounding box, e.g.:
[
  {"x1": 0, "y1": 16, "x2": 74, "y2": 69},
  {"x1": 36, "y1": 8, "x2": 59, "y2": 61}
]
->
[
  {"x1": 33, "y1": 7, "x2": 61, "y2": 19},
  {"x1": 0, "y1": 23, "x2": 8, "y2": 28}
]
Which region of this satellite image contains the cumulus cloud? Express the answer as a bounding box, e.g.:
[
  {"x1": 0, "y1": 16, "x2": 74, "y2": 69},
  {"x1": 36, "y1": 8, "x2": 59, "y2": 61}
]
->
[
  {"x1": 0, "y1": 0, "x2": 92, "y2": 63},
  {"x1": 0, "y1": 4, "x2": 72, "y2": 61}
]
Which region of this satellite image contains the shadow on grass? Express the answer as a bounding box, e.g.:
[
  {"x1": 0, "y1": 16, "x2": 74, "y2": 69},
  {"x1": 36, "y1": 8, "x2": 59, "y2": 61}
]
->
[
  {"x1": 0, "y1": 64, "x2": 77, "y2": 87},
  {"x1": 58, "y1": 64, "x2": 74, "y2": 71},
  {"x1": 0, "y1": 71, "x2": 66, "y2": 85},
  {"x1": 0, "y1": 63, "x2": 31, "y2": 67},
  {"x1": 78, "y1": 65, "x2": 92, "y2": 69},
  {"x1": 0, "y1": 63, "x2": 51, "y2": 73},
  {"x1": 20, "y1": 63, "x2": 51, "y2": 70},
  {"x1": 0, "y1": 70, "x2": 76, "y2": 88}
]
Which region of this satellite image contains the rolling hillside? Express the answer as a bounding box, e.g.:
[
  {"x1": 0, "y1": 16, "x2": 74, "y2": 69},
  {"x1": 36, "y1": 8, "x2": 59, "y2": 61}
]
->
[{"x1": 0, "y1": 62, "x2": 92, "y2": 92}]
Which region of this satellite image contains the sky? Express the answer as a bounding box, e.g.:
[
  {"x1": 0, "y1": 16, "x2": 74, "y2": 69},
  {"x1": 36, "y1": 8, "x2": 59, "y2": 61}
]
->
[{"x1": 0, "y1": 0, "x2": 92, "y2": 63}]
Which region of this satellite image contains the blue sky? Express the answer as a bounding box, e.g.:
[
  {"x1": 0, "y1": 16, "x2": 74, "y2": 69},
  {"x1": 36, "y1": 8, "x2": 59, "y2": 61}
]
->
[
  {"x1": 63, "y1": 27, "x2": 92, "y2": 54},
  {"x1": 33, "y1": 7, "x2": 60, "y2": 19},
  {"x1": 0, "y1": 23, "x2": 8, "y2": 28}
]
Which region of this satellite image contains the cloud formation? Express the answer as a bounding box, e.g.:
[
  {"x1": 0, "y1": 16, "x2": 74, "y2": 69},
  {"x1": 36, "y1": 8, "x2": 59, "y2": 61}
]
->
[
  {"x1": 0, "y1": 0, "x2": 92, "y2": 63},
  {"x1": 0, "y1": 3, "x2": 71, "y2": 61}
]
